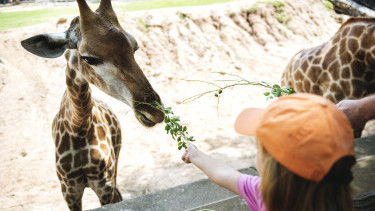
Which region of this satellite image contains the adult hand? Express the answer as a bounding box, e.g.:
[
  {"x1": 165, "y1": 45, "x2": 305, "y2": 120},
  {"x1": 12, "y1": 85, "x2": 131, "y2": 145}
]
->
[{"x1": 336, "y1": 99, "x2": 367, "y2": 133}]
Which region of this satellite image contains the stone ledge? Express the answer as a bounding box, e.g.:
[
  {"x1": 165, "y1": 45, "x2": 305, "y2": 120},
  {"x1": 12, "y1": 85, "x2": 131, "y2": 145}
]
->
[
  {"x1": 89, "y1": 136, "x2": 375, "y2": 211},
  {"x1": 353, "y1": 190, "x2": 375, "y2": 211},
  {"x1": 89, "y1": 168, "x2": 257, "y2": 211}
]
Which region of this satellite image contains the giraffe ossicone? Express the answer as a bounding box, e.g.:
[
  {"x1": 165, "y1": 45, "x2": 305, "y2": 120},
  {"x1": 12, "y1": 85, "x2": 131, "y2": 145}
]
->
[{"x1": 21, "y1": 0, "x2": 164, "y2": 210}]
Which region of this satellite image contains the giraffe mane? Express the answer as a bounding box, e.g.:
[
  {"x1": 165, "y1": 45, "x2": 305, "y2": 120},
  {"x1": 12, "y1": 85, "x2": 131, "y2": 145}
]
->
[{"x1": 338, "y1": 17, "x2": 375, "y2": 31}]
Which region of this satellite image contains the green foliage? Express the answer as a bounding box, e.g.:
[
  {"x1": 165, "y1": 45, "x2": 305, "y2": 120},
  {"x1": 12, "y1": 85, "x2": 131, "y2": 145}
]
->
[
  {"x1": 180, "y1": 13, "x2": 187, "y2": 20},
  {"x1": 135, "y1": 101, "x2": 195, "y2": 150},
  {"x1": 263, "y1": 83, "x2": 294, "y2": 100},
  {"x1": 322, "y1": 0, "x2": 334, "y2": 10},
  {"x1": 163, "y1": 106, "x2": 196, "y2": 150},
  {"x1": 270, "y1": 0, "x2": 292, "y2": 26},
  {"x1": 271, "y1": 0, "x2": 285, "y2": 10},
  {"x1": 248, "y1": 3, "x2": 259, "y2": 13},
  {"x1": 137, "y1": 18, "x2": 150, "y2": 32},
  {"x1": 276, "y1": 13, "x2": 292, "y2": 26},
  {"x1": 0, "y1": 7, "x2": 79, "y2": 31},
  {"x1": 245, "y1": 0, "x2": 292, "y2": 27},
  {"x1": 119, "y1": 0, "x2": 245, "y2": 12},
  {"x1": 178, "y1": 12, "x2": 190, "y2": 28},
  {"x1": 0, "y1": 0, "x2": 244, "y2": 31}
]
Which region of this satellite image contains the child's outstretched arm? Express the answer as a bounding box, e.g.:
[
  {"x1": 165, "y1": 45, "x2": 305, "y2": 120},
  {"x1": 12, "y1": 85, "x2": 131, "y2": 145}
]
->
[{"x1": 181, "y1": 142, "x2": 241, "y2": 194}]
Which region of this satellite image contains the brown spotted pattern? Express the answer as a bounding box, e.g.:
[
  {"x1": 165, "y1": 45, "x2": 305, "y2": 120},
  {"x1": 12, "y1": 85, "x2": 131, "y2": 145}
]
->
[
  {"x1": 52, "y1": 60, "x2": 122, "y2": 210},
  {"x1": 281, "y1": 17, "x2": 375, "y2": 104}
]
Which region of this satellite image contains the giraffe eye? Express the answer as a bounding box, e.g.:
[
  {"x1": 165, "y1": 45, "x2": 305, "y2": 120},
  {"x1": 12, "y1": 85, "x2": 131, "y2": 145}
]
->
[{"x1": 81, "y1": 56, "x2": 103, "y2": 66}]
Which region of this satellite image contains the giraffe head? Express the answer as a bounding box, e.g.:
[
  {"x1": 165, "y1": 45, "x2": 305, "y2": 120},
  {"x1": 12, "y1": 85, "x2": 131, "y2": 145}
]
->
[{"x1": 21, "y1": 0, "x2": 164, "y2": 127}]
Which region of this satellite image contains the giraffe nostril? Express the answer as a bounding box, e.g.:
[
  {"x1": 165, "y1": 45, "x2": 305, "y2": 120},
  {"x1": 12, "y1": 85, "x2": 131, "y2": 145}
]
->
[
  {"x1": 142, "y1": 93, "x2": 162, "y2": 108},
  {"x1": 143, "y1": 94, "x2": 160, "y2": 104}
]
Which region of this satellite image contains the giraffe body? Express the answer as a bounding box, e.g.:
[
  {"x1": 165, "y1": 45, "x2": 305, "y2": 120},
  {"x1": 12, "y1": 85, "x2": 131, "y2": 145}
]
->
[
  {"x1": 53, "y1": 96, "x2": 122, "y2": 209},
  {"x1": 281, "y1": 17, "x2": 375, "y2": 103},
  {"x1": 21, "y1": 0, "x2": 164, "y2": 210}
]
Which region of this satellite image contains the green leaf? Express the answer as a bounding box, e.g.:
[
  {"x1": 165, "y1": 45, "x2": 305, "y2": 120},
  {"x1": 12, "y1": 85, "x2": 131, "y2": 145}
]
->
[
  {"x1": 172, "y1": 128, "x2": 178, "y2": 135},
  {"x1": 164, "y1": 107, "x2": 172, "y2": 114},
  {"x1": 172, "y1": 116, "x2": 180, "y2": 122},
  {"x1": 165, "y1": 124, "x2": 171, "y2": 132},
  {"x1": 267, "y1": 96, "x2": 274, "y2": 100},
  {"x1": 178, "y1": 146, "x2": 183, "y2": 150},
  {"x1": 264, "y1": 92, "x2": 270, "y2": 96}
]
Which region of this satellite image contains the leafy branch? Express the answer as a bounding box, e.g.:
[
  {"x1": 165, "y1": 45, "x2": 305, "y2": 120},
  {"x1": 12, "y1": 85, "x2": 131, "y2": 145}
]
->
[
  {"x1": 134, "y1": 72, "x2": 294, "y2": 151},
  {"x1": 135, "y1": 101, "x2": 195, "y2": 150},
  {"x1": 163, "y1": 107, "x2": 195, "y2": 150}
]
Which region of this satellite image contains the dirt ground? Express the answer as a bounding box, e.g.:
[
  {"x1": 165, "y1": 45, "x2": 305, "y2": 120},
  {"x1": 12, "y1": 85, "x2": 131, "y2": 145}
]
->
[{"x1": 0, "y1": 0, "x2": 371, "y2": 210}]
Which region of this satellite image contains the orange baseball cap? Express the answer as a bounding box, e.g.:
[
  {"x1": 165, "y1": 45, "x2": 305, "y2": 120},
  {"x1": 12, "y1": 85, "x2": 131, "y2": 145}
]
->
[{"x1": 234, "y1": 93, "x2": 355, "y2": 182}]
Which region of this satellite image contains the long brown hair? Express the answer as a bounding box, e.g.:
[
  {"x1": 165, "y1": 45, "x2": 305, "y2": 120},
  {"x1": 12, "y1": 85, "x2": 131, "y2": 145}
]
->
[{"x1": 259, "y1": 144, "x2": 355, "y2": 211}]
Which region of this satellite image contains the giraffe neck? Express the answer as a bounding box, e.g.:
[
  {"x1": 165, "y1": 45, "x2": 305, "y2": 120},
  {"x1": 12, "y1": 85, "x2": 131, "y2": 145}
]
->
[{"x1": 62, "y1": 51, "x2": 94, "y2": 134}]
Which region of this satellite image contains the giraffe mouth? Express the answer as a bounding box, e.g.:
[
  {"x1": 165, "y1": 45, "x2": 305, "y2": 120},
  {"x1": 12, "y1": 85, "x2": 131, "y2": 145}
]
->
[
  {"x1": 133, "y1": 99, "x2": 165, "y2": 127},
  {"x1": 135, "y1": 111, "x2": 157, "y2": 127}
]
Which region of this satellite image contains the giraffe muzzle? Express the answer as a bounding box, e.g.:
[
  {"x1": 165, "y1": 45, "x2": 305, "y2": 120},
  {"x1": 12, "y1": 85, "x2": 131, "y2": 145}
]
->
[
  {"x1": 135, "y1": 109, "x2": 164, "y2": 127},
  {"x1": 133, "y1": 99, "x2": 165, "y2": 127}
]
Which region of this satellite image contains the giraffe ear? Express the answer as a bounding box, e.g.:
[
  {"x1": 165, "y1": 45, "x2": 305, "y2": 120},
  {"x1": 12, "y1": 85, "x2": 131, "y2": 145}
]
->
[{"x1": 21, "y1": 33, "x2": 68, "y2": 58}]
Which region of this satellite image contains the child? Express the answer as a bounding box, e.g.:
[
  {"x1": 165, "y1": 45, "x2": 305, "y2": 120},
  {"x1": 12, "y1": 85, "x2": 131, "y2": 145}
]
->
[{"x1": 182, "y1": 93, "x2": 356, "y2": 211}]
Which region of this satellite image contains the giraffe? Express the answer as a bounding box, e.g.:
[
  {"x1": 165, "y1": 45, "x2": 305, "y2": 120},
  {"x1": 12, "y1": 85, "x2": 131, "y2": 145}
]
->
[
  {"x1": 281, "y1": 17, "x2": 375, "y2": 137},
  {"x1": 20, "y1": 0, "x2": 164, "y2": 210}
]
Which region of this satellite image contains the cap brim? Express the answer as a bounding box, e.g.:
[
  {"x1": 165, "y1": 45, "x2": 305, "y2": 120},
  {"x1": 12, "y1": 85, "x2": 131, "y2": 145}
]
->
[{"x1": 234, "y1": 108, "x2": 266, "y2": 136}]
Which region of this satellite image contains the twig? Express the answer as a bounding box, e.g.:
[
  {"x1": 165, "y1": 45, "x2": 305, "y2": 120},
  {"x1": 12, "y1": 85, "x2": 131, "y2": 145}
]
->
[{"x1": 181, "y1": 72, "x2": 293, "y2": 104}]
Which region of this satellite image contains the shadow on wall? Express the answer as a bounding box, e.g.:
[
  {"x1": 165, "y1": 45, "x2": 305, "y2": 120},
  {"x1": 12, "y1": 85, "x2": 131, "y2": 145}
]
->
[{"x1": 328, "y1": 0, "x2": 375, "y2": 17}]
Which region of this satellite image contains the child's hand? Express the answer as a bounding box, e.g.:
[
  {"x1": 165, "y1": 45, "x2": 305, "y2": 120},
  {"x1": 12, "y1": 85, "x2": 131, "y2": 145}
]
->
[{"x1": 181, "y1": 142, "x2": 199, "y2": 164}]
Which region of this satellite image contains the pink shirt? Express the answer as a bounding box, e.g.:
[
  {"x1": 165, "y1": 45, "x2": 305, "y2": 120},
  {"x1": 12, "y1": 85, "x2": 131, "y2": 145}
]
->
[{"x1": 237, "y1": 174, "x2": 265, "y2": 211}]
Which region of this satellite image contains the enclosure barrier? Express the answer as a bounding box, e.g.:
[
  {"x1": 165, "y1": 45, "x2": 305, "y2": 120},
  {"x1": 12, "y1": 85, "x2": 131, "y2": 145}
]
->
[{"x1": 89, "y1": 135, "x2": 375, "y2": 211}]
